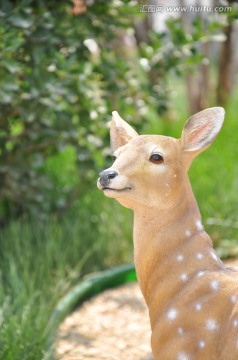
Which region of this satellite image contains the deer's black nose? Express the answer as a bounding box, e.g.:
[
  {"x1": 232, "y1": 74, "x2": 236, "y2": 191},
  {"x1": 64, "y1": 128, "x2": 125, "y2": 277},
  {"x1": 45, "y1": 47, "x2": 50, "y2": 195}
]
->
[{"x1": 99, "y1": 170, "x2": 118, "y2": 188}]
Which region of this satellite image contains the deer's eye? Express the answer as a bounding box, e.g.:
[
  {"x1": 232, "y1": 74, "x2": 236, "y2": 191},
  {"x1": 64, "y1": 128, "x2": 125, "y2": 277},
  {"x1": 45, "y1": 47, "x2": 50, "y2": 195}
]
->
[{"x1": 149, "y1": 153, "x2": 164, "y2": 164}]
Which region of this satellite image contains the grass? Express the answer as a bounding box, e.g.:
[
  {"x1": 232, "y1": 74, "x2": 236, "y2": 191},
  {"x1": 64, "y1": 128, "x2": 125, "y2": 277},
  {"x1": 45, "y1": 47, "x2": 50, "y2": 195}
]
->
[
  {"x1": 0, "y1": 79, "x2": 238, "y2": 359},
  {"x1": 0, "y1": 192, "x2": 133, "y2": 359}
]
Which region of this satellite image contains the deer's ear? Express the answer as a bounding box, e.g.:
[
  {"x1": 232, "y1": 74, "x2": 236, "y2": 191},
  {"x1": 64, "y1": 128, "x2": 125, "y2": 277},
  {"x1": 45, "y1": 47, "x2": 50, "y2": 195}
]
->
[
  {"x1": 181, "y1": 107, "x2": 225, "y2": 154},
  {"x1": 110, "y1": 111, "x2": 138, "y2": 152}
]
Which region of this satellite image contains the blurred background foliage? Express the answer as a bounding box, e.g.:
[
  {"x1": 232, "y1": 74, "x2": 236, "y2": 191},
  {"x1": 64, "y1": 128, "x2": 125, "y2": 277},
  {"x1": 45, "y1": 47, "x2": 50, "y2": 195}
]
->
[{"x1": 0, "y1": 0, "x2": 238, "y2": 358}]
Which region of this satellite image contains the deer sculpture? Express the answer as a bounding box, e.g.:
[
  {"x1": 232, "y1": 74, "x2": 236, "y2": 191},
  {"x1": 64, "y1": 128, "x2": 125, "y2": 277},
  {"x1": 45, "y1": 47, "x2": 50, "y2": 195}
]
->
[{"x1": 97, "y1": 107, "x2": 238, "y2": 360}]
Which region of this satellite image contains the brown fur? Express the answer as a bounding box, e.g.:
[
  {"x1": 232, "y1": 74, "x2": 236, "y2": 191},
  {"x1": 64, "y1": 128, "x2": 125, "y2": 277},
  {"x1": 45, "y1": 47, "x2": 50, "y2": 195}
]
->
[{"x1": 98, "y1": 108, "x2": 238, "y2": 359}]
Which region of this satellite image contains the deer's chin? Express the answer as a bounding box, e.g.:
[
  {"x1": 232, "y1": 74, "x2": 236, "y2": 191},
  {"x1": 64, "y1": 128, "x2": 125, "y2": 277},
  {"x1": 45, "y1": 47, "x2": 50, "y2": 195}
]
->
[{"x1": 102, "y1": 187, "x2": 132, "y2": 198}]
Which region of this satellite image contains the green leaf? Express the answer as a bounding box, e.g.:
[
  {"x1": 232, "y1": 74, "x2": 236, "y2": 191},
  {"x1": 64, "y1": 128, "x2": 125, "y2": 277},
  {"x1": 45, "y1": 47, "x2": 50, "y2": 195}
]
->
[
  {"x1": 8, "y1": 14, "x2": 33, "y2": 29},
  {"x1": 2, "y1": 59, "x2": 21, "y2": 74}
]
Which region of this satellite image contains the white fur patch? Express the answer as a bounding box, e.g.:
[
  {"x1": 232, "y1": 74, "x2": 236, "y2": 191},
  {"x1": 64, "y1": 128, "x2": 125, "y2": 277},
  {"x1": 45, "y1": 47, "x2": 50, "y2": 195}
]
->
[
  {"x1": 210, "y1": 280, "x2": 219, "y2": 291},
  {"x1": 230, "y1": 295, "x2": 237, "y2": 304},
  {"x1": 167, "y1": 308, "x2": 177, "y2": 321},
  {"x1": 180, "y1": 273, "x2": 188, "y2": 282},
  {"x1": 177, "y1": 254, "x2": 184, "y2": 262},
  {"x1": 195, "y1": 303, "x2": 202, "y2": 312},
  {"x1": 196, "y1": 252, "x2": 203, "y2": 260},
  {"x1": 206, "y1": 318, "x2": 218, "y2": 331},
  {"x1": 197, "y1": 271, "x2": 205, "y2": 277},
  {"x1": 185, "y1": 229, "x2": 191, "y2": 237},
  {"x1": 199, "y1": 340, "x2": 206, "y2": 349},
  {"x1": 177, "y1": 352, "x2": 190, "y2": 360}
]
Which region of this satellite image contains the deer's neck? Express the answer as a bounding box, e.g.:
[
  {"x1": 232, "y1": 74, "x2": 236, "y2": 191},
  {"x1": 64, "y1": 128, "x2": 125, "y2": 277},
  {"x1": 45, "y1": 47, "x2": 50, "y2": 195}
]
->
[{"x1": 133, "y1": 179, "x2": 217, "y2": 318}]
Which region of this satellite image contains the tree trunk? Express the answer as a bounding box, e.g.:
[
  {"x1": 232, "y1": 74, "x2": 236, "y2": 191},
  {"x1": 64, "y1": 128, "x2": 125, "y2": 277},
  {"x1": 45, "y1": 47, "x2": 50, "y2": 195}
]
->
[
  {"x1": 179, "y1": 0, "x2": 211, "y2": 114},
  {"x1": 217, "y1": 22, "x2": 233, "y2": 106}
]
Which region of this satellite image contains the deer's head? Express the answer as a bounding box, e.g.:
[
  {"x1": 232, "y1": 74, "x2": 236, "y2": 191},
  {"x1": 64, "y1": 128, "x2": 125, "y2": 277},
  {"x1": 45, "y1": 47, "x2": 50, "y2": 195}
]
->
[{"x1": 97, "y1": 108, "x2": 225, "y2": 210}]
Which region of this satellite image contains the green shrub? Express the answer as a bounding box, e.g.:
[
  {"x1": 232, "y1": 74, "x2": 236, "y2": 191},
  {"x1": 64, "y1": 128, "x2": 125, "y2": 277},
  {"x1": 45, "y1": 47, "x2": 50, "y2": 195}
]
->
[{"x1": 0, "y1": 0, "x2": 222, "y2": 223}]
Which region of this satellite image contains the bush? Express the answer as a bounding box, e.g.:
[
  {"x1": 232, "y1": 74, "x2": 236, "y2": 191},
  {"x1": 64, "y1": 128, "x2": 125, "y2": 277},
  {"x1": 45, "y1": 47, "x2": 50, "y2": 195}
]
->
[
  {"x1": 0, "y1": 0, "x2": 137, "y2": 220},
  {"x1": 0, "y1": 0, "x2": 222, "y2": 223}
]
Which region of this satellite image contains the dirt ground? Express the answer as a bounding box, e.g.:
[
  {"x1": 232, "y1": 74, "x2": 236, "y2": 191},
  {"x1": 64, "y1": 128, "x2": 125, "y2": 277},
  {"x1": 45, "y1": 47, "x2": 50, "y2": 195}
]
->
[
  {"x1": 54, "y1": 259, "x2": 238, "y2": 360},
  {"x1": 55, "y1": 282, "x2": 152, "y2": 360}
]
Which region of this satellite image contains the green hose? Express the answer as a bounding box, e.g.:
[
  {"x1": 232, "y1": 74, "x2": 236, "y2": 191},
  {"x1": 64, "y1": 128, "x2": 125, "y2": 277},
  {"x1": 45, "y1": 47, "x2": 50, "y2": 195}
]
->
[{"x1": 47, "y1": 263, "x2": 136, "y2": 336}]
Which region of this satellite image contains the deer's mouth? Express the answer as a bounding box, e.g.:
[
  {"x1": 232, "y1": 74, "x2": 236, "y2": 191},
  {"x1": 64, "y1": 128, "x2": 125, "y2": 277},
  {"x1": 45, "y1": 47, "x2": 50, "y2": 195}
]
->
[{"x1": 102, "y1": 187, "x2": 132, "y2": 192}]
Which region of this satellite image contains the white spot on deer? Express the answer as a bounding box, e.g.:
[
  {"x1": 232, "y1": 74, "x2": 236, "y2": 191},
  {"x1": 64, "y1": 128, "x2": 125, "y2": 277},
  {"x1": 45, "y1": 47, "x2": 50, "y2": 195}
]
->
[
  {"x1": 195, "y1": 303, "x2": 202, "y2": 312},
  {"x1": 233, "y1": 319, "x2": 238, "y2": 328},
  {"x1": 185, "y1": 229, "x2": 191, "y2": 237},
  {"x1": 177, "y1": 352, "x2": 190, "y2": 360},
  {"x1": 196, "y1": 220, "x2": 204, "y2": 231},
  {"x1": 197, "y1": 271, "x2": 205, "y2": 277},
  {"x1": 196, "y1": 252, "x2": 203, "y2": 260},
  {"x1": 178, "y1": 327, "x2": 184, "y2": 336},
  {"x1": 210, "y1": 280, "x2": 219, "y2": 291},
  {"x1": 167, "y1": 308, "x2": 177, "y2": 321},
  {"x1": 180, "y1": 273, "x2": 188, "y2": 282},
  {"x1": 199, "y1": 340, "x2": 206, "y2": 349},
  {"x1": 230, "y1": 295, "x2": 237, "y2": 304},
  {"x1": 206, "y1": 318, "x2": 218, "y2": 331},
  {"x1": 177, "y1": 254, "x2": 184, "y2": 262}
]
